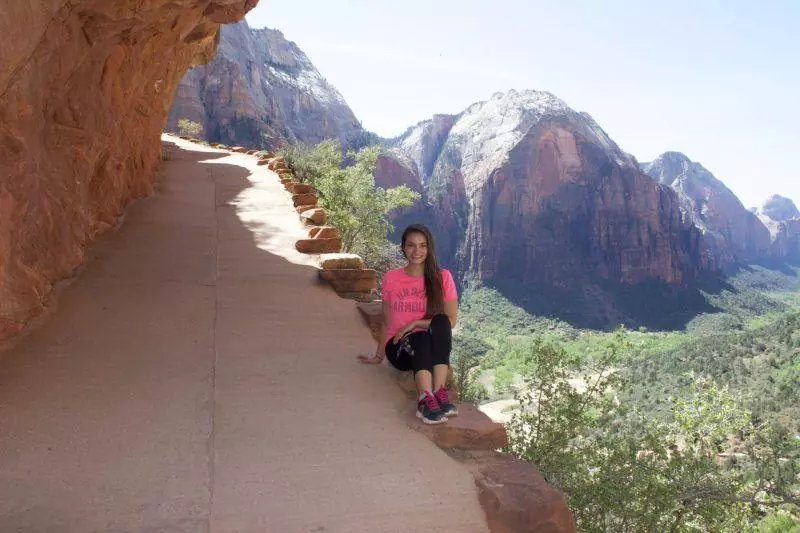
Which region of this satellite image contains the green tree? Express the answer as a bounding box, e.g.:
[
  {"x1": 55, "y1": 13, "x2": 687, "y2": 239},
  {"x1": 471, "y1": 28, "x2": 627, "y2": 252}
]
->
[
  {"x1": 452, "y1": 332, "x2": 490, "y2": 404},
  {"x1": 177, "y1": 118, "x2": 203, "y2": 138},
  {"x1": 280, "y1": 140, "x2": 419, "y2": 267}
]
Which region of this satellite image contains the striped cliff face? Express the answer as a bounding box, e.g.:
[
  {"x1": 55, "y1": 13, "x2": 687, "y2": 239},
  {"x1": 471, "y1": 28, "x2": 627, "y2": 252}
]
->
[{"x1": 376, "y1": 90, "x2": 711, "y2": 290}]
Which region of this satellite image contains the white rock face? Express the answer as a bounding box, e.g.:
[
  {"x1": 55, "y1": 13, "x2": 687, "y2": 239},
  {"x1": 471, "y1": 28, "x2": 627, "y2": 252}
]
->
[
  {"x1": 753, "y1": 195, "x2": 800, "y2": 259},
  {"x1": 642, "y1": 151, "x2": 771, "y2": 263},
  {"x1": 392, "y1": 89, "x2": 635, "y2": 198}
]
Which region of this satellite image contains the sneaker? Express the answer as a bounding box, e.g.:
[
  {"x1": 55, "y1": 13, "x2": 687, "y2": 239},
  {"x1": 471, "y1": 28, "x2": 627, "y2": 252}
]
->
[
  {"x1": 434, "y1": 386, "x2": 458, "y2": 417},
  {"x1": 417, "y1": 391, "x2": 447, "y2": 425}
]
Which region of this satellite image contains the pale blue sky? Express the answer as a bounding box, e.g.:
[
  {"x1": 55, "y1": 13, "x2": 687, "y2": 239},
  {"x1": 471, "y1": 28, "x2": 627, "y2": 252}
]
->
[{"x1": 247, "y1": 1, "x2": 799, "y2": 208}]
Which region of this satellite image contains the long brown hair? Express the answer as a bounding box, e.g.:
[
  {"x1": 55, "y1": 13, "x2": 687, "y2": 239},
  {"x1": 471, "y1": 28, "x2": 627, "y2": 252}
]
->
[{"x1": 401, "y1": 224, "x2": 443, "y2": 317}]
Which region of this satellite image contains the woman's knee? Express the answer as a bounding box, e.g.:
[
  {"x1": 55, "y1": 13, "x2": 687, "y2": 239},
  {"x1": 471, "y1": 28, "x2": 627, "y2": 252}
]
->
[
  {"x1": 429, "y1": 313, "x2": 451, "y2": 332},
  {"x1": 428, "y1": 314, "x2": 452, "y2": 365}
]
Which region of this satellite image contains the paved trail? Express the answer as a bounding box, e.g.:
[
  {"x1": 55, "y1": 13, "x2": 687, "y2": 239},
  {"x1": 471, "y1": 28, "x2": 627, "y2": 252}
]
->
[{"x1": 0, "y1": 137, "x2": 489, "y2": 532}]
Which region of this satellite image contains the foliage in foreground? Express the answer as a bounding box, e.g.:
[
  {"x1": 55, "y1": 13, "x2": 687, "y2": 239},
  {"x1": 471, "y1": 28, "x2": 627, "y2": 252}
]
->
[{"x1": 504, "y1": 333, "x2": 800, "y2": 532}]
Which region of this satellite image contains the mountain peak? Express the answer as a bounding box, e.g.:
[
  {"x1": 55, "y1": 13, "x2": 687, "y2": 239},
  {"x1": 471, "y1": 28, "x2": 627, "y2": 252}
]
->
[
  {"x1": 641, "y1": 152, "x2": 698, "y2": 186},
  {"x1": 761, "y1": 194, "x2": 800, "y2": 221},
  {"x1": 480, "y1": 89, "x2": 571, "y2": 115}
]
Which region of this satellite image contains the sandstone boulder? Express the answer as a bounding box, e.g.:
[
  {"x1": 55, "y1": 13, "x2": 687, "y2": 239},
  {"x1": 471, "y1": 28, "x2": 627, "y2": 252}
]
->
[
  {"x1": 292, "y1": 193, "x2": 318, "y2": 207},
  {"x1": 356, "y1": 300, "x2": 384, "y2": 329},
  {"x1": 308, "y1": 226, "x2": 340, "y2": 239},
  {"x1": 291, "y1": 184, "x2": 315, "y2": 195},
  {"x1": 422, "y1": 403, "x2": 508, "y2": 451},
  {"x1": 318, "y1": 253, "x2": 364, "y2": 270},
  {"x1": 231, "y1": 146, "x2": 247, "y2": 153},
  {"x1": 257, "y1": 158, "x2": 269, "y2": 166},
  {"x1": 476, "y1": 455, "x2": 576, "y2": 533},
  {"x1": 295, "y1": 238, "x2": 342, "y2": 254},
  {"x1": 334, "y1": 291, "x2": 380, "y2": 302},
  {"x1": 300, "y1": 208, "x2": 326, "y2": 226},
  {"x1": 330, "y1": 278, "x2": 377, "y2": 293},
  {"x1": 318, "y1": 268, "x2": 376, "y2": 281},
  {"x1": 296, "y1": 204, "x2": 317, "y2": 214},
  {"x1": 268, "y1": 158, "x2": 287, "y2": 171}
]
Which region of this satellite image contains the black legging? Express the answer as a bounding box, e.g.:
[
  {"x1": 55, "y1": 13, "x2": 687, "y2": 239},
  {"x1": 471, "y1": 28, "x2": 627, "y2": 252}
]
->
[{"x1": 385, "y1": 314, "x2": 451, "y2": 374}]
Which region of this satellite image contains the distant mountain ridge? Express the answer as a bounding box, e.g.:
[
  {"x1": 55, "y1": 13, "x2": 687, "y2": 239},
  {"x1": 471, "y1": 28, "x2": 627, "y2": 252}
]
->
[
  {"x1": 754, "y1": 195, "x2": 800, "y2": 261},
  {"x1": 641, "y1": 151, "x2": 771, "y2": 265},
  {"x1": 168, "y1": 20, "x2": 362, "y2": 149}
]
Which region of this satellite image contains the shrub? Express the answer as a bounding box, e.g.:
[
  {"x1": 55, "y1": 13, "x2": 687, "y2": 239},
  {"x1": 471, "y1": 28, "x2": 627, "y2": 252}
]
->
[
  {"x1": 279, "y1": 140, "x2": 419, "y2": 268},
  {"x1": 177, "y1": 118, "x2": 203, "y2": 138}
]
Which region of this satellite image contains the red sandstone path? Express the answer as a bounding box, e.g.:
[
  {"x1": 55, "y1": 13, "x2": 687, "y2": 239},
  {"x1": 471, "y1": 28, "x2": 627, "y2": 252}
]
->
[{"x1": 0, "y1": 136, "x2": 489, "y2": 532}]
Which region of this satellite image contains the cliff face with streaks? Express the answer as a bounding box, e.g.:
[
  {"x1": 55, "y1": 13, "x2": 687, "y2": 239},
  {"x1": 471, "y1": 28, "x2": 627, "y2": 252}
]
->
[{"x1": 376, "y1": 91, "x2": 709, "y2": 289}]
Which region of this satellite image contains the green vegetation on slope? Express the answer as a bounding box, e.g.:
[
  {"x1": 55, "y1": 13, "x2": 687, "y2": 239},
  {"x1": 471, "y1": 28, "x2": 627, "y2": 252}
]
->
[{"x1": 453, "y1": 265, "x2": 800, "y2": 531}]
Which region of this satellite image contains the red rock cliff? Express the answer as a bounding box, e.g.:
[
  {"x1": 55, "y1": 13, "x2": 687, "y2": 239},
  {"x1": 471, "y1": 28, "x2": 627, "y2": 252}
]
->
[
  {"x1": 0, "y1": 0, "x2": 257, "y2": 339},
  {"x1": 377, "y1": 90, "x2": 711, "y2": 290}
]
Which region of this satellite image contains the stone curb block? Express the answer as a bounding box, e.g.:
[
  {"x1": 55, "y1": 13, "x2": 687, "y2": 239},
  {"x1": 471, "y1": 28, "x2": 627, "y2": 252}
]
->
[
  {"x1": 318, "y1": 268, "x2": 376, "y2": 281},
  {"x1": 296, "y1": 238, "x2": 342, "y2": 254},
  {"x1": 330, "y1": 278, "x2": 377, "y2": 293},
  {"x1": 309, "y1": 226, "x2": 340, "y2": 239},
  {"x1": 318, "y1": 254, "x2": 364, "y2": 270},
  {"x1": 300, "y1": 208, "x2": 326, "y2": 226},
  {"x1": 292, "y1": 193, "x2": 317, "y2": 207}
]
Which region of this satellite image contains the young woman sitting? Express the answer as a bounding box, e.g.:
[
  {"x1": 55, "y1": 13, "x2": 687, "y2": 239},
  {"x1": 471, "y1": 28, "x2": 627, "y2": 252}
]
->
[{"x1": 358, "y1": 224, "x2": 458, "y2": 424}]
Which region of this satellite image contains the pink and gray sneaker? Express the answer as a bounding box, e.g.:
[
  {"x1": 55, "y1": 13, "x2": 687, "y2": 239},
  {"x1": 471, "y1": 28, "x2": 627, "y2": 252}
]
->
[
  {"x1": 434, "y1": 386, "x2": 458, "y2": 417},
  {"x1": 417, "y1": 391, "x2": 447, "y2": 424}
]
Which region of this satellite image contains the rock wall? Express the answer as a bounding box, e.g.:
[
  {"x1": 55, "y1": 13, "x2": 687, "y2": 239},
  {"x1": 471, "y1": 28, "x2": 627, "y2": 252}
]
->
[
  {"x1": 0, "y1": 0, "x2": 257, "y2": 339},
  {"x1": 460, "y1": 125, "x2": 708, "y2": 286}
]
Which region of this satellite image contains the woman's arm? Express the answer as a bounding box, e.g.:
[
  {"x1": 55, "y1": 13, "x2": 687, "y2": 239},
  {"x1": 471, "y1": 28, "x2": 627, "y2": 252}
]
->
[
  {"x1": 443, "y1": 299, "x2": 458, "y2": 328},
  {"x1": 393, "y1": 300, "x2": 459, "y2": 341},
  {"x1": 374, "y1": 299, "x2": 392, "y2": 360},
  {"x1": 358, "y1": 300, "x2": 391, "y2": 364}
]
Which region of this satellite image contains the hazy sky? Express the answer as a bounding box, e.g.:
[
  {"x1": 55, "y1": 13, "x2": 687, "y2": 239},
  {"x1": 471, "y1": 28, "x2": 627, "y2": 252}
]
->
[{"x1": 247, "y1": 0, "x2": 799, "y2": 208}]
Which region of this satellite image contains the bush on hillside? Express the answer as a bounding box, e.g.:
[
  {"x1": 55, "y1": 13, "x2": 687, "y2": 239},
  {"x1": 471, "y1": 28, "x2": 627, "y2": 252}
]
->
[
  {"x1": 177, "y1": 118, "x2": 203, "y2": 138},
  {"x1": 505, "y1": 333, "x2": 800, "y2": 532}
]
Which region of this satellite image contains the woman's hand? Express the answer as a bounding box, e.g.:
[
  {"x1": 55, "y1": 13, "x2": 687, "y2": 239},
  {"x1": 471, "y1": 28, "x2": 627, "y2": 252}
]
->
[
  {"x1": 357, "y1": 353, "x2": 383, "y2": 364},
  {"x1": 392, "y1": 320, "x2": 423, "y2": 343}
]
